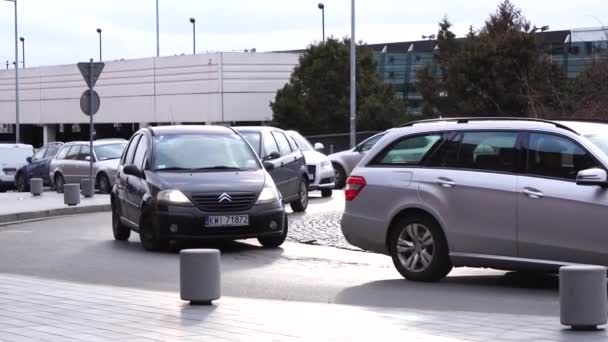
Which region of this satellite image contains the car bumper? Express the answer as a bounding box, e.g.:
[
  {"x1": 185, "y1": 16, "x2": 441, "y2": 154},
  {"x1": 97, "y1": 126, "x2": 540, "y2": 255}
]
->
[
  {"x1": 308, "y1": 166, "x2": 335, "y2": 190},
  {"x1": 0, "y1": 176, "x2": 15, "y2": 189},
  {"x1": 152, "y1": 201, "x2": 286, "y2": 240},
  {"x1": 341, "y1": 211, "x2": 389, "y2": 255}
]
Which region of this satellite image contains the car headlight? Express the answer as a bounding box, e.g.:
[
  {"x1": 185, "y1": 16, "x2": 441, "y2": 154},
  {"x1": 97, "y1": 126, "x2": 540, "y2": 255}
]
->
[
  {"x1": 256, "y1": 177, "x2": 281, "y2": 205},
  {"x1": 157, "y1": 190, "x2": 193, "y2": 206},
  {"x1": 320, "y1": 161, "x2": 332, "y2": 169}
]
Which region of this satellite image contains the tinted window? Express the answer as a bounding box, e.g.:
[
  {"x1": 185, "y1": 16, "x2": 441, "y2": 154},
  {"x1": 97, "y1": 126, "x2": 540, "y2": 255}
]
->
[
  {"x1": 65, "y1": 146, "x2": 81, "y2": 160},
  {"x1": 152, "y1": 134, "x2": 260, "y2": 171},
  {"x1": 123, "y1": 135, "x2": 141, "y2": 165},
  {"x1": 263, "y1": 132, "x2": 280, "y2": 157},
  {"x1": 45, "y1": 145, "x2": 61, "y2": 158},
  {"x1": 359, "y1": 133, "x2": 385, "y2": 152},
  {"x1": 33, "y1": 147, "x2": 47, "y2": 161},
  {"x1": 527, "y1": 133, "x2": 599, "y2": 180},
  {"x1": 132, "y1": 137, "x2": 147, "y2": 169},
  {"x1": 272, "y1": 132, "x2": 293, "y2": 156},
  {"x1": 427, "y1": 133, "x2": 461, "y2": 168},
  {"x1": 77, "y1": 145, "x2": 91, "y2": 161},
  {"x1": 55, "y1": 146, "x2": 70, "y2": 160},
  {"x1": 95, "y1": 142, "x2": 127, "y2": 162},
  {"x1": 373, "y1": 134, "x2": 442, "y2": 166},
  {"x1": 240, "y1": 132, "x2": 261, "y2": 156}
]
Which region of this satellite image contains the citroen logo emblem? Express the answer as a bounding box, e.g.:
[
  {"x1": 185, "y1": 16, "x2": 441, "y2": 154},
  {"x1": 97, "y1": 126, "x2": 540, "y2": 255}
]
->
[{"x1": 218, "y1": 193, "x2": 232, "y2": 203}]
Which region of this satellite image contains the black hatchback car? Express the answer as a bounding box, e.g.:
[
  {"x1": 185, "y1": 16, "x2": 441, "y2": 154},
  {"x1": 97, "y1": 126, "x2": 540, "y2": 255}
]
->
[
  {"x1": 234, "y1": 126, "x2": 309, "y2": 212},
  {"x1": 110, "y1": 125, "x2": 287, "y2": 251}
]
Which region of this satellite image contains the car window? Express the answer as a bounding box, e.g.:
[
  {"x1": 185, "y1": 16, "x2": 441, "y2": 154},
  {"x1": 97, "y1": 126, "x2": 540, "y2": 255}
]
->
[
  {"x1": 95, "y1": 142, "x2": 127, "y2": 162},
  {"x1": 33, "y1": 147, "x2": 47, "y2": 161},
  {"x1": 240, "y1": 132, "x2": 261, "y2": 156},
  {"x1": 372, "y1": 134, "x2": 442, "y2": 166},
  {"x1": 359, "y1": 133, "x2": 385, "y2": 152},
  {"x1": 123, "y1": 135, "x2": 141, "y2": 165},
  {"x1": 263, "y1": 132, "x2": 280, "y2": 157},
  {"x1": 55, "y1": 146, "x2": 70, "y2": 160},
  {"x1": 272, "y1": 132, "x2": 293, "y2": 156},
  {"x1": 77, "y1": 145, "x2": 91, "y2": 161},
  {"x1": 65, "y1": 146, "x2": 81, "y2": 160},
  {"x1": 45, "y1": 145, "x2": 61, "y2": 158},
  {"x1": 427, "y1": 133, "x2": 461, "y2": 168},
  {"x1": 132, "y1": 137, "x2": 148, "y2": 169},
  {"x1": 526, "y1": 133, "x2": 599, "y2": 180},
  {"x1": 288, "y1": 132, "x2": 313, "y2": 152}
]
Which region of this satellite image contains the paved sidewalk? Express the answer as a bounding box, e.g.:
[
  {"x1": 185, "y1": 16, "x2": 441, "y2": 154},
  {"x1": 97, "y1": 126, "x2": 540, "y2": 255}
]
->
[
  {"x1": 0, "y1": 274, "x2": 605, "y2": 342},
  {"x1": 0, "y1": 192, "x2": 110, "y2": 224}
]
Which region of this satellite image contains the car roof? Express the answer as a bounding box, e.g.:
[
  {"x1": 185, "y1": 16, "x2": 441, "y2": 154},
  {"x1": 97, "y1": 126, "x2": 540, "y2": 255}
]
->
[
  {"x1": 233, "y1": 126, "x2": 283, "y2": 133},
  {"x1": 555, "y1": 121, "x2": 608, "y2": 136},
  {"x1": 0, "y1": 143, "x2": 33, "y2": 149},
  {"x1": 147, "y1": 125, "x2": 235, "y2": 136},
  {"x1": 63, "y1": 139, "x2": 126, "y2": 146}
]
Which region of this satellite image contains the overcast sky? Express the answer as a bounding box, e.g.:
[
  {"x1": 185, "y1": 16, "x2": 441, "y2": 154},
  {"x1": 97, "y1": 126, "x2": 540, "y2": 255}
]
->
[{"x1": 0, "y1": 0, "x2": 606, "y2": 68}]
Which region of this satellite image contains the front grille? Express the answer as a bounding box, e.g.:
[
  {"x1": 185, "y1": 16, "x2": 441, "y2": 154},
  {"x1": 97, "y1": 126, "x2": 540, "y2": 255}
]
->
[
  {"x1": 190, "y1": 192, "x2": 257, "y2": 212},
  {"x1": 2, "y1": 168, "x2": 16, "y2": 176},
  {"x1": 307, "y1": 165, "x2": 316, "y2": 182}
]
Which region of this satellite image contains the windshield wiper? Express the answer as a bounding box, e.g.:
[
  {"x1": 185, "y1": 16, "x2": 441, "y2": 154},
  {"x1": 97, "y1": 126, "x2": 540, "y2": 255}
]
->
[
  {"x1": 153, "y1": 167, "x2": 193, "y2": 171},
  {"x1": 190, "y1": 166, "x2": 243, "y2": 171}
]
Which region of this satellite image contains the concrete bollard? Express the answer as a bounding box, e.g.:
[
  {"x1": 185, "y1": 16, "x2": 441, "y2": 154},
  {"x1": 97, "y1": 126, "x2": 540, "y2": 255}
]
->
[
  {"x1": 560, "y1": 265, "x2": 608, "y2": 330},
  {"x1": 63, "y1": 184, "x2": 80, "y2": 206},
  {"x1": 29, "y1": 178, "x2": 43, "y2": 196},
  {"x1": 80, "y1": 178, "x2": 93, "y2": 198},
  {"x1": 180, "y1": 249, "x2": 221, "y2": 305}
]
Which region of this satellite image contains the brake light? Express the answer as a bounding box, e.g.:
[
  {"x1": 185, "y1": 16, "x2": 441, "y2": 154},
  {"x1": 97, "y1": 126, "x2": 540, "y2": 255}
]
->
[{"x1": 345, "y1": 176, "x2": 366, "y2": 201}]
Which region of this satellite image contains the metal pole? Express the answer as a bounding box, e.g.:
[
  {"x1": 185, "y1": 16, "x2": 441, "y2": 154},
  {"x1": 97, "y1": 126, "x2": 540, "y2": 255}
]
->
[
  {"x1": 20, "y1": 37, "x2": 24, "y2": 68},
  {"x1": 349, "y1": 0, "x2": 356, "y2": 148},
  {"x1": 89, "y1": 58, "x2": 94, "y2": 197},
  {"x1": 155, "y1": 0, "x2": 160, "y2": 57},
  {"x1": 5, "y1": 61, "x2": 8, "y2": 70},
  {"x1": 13, "y1": 0, "x2": 20, "y2": 143},
  {"x1": 97, "y1": 29, "x2": 102, "y2": 62},
  {"x1": 322, "y1": 7, "x2": 325, "y2": 42},
  {"x1": 190, "y1": 18, "x2": 196, "y2": 55}
]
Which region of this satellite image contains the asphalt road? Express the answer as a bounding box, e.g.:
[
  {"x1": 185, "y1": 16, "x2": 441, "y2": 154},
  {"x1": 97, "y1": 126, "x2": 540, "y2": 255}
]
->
[{"x1": 0, "y1": 194, "x2": 562, "y2": 317}]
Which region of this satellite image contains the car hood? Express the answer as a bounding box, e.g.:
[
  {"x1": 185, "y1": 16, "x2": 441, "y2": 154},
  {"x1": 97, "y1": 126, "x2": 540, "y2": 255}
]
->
[
  {"x1": 148, "y1": 169, "x2": 266, "y2": 194},
  {"x1": 302, "y1": 150, "x2": 329, "y2": 165},
  {"x1": 328, "y1": 149, "x2": 353, "y2": 161},
  {"x1": 96, "y1": 159, "x2": 120, "y2": 170}
]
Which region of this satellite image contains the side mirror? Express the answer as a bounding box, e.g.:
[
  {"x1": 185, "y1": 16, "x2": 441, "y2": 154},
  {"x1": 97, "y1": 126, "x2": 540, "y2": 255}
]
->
[
  {"x1": 576, "y1": 168, "x2": 607, "y2": 186},
  {"x1": 26, "y1": 157, "x2": 32, "y2": 163},
  {"x1": 264, "y1": 151, "x2": 281, "y2": 161},
  {"x1": 314, "y1": 142, "x2": 325, "y2": 151},
  {"x1": 84, "y1": 156, "x2": 91, "y2": 162},
  {"x1": 124, "y1": 164, "x2": 145, "y2": 179},
  {"x1": 263, "y1": 161, "x2": 275, "y2": 171}
]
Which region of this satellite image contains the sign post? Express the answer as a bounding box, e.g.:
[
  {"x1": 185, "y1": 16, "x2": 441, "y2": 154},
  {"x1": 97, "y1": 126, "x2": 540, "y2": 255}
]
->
[{"x1": 77, "y1": 59, "x2": 104, "y2": 198}]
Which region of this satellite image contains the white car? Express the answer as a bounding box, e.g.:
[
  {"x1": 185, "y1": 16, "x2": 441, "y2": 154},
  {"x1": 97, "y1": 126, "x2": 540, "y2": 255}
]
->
[
  {"x1": 285, "y1": 130, "x2": 335, "y2": 198},
  {"x1": 0, "y1": 143, "x2": 34, "y2": 192}
]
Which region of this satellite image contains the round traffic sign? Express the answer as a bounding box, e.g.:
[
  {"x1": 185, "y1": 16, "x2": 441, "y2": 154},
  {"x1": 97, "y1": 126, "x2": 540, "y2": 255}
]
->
[{"x1": 80, "y1": 90, "x2": 100, "y2": 116}]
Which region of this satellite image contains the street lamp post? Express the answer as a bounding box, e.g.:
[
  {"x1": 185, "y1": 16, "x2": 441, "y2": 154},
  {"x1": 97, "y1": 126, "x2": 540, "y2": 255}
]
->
[
  {"x1": 156, "y1": 0, "x2": 160, "y2": 57},
  {"x1": 19, "y1": 37, "x2": 24, "y2": 68},
  {"x1": 4, "y1": 0, "x2": 20, "y2": 143},
  {"x1": 318, "y1": 3, "x2": 325, "y2": 43},
  {"x1": 349, "y1": 0, "x2": 356, "y2": 148},
  {"x1": 189, "y1": 18, "x2": 196, "y2": 55},
  {"x1": 96, "y1": 28, "x2": 102, "y2": 61}
]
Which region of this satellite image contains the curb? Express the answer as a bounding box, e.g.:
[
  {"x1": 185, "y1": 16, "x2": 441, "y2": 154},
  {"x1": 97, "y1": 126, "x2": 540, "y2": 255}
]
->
[{"x1": 0, "y1": 204, "x2": 111, "y2": 226}]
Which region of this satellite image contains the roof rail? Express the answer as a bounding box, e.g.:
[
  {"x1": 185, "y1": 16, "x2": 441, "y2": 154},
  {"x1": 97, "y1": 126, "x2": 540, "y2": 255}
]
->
[{"x1": 398, "y1": 117, "x2": 579, "y2": 134}]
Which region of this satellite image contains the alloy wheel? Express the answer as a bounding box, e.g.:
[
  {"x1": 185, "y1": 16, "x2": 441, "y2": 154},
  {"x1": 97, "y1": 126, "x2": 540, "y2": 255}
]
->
[{"x1": 396, "y1": 223, "x2": 435, "y2": 273}]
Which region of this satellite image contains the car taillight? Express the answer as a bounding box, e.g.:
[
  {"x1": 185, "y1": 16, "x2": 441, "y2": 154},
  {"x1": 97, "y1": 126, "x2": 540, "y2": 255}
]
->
[{"x1": 345, "y1": 176, "x2": 366, "y2": 201}]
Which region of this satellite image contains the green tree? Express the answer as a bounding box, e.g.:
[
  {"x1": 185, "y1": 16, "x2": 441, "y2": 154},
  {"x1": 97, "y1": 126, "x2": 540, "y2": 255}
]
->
[{"x1": 271, "y1": 38, "x2": 408, "y2": 134}]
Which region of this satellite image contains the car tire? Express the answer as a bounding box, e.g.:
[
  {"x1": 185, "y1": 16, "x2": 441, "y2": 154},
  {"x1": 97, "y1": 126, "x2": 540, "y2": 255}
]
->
[
  {"x1": 54, "y1": 174, "x2": 65, "y2": 194},
  {"x1": 111, "y1": 204, "x2": 130, "y2": 241},
  {"x1": 388, "y1": 214, "x2": 452, "y2": 282},
  {"x1": 333, "y1": 163, "x2": 346, "y2": 189},
  {"x1": 290, "y1": 179, "x2": 309, "y2": 212},
  {"x1": 98, "y1": 174, "x2": 111, "y2": 194},
  {"x1": 321, "y1": 189, "x2": 332, "y2": 198},
  {"x1": 139, "y1": 210, "x2": 168, "y2": 252},
  {"x1": 258, "y1": 215, "x2": 288, "y2": 248},
  {"x1": 15, "y1": 172, "x2": 29, "y2": 192}
]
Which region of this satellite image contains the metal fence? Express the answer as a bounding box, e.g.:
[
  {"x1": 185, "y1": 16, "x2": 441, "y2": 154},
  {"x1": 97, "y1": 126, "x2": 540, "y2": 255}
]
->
[{"x1": 304, "y1": 131, "x2": 381, "y2": 154}]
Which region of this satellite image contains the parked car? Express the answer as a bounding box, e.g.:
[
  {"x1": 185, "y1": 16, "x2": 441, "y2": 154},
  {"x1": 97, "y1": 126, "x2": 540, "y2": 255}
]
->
[
  {"x1": 342, "y1": 118, "x2": 608, "y2": 282},
  {"x1": 111, "y1": 125, "x2": 287, "y2": 251},
  {"x1": 49, "y1": 139, "x2": 127, "y2": 194},
  {"x1": 328, "y1": 131, "x2": 388, "y2": 189},
  {"x1": 234, "y1": 126, "x2": 309, "y2": 212},
  {"x1": 0, "y1": 144, "x2": 34, "y2": 192},
  {"x1": 14, "y1": 142, "x2": 64, "y2": 192},
  {"x1": 285, "y1": 130, "x2": 335, "y2": 198}
]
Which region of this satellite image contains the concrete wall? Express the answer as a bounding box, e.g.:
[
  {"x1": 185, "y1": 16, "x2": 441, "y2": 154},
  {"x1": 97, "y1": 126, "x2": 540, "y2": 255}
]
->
[{"x1": 0, "y1": 52, "x2": 299, "y2": 125}]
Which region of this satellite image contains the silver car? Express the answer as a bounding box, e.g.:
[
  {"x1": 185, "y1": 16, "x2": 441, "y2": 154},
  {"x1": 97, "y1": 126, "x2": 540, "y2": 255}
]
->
[
  {"x1": 328, "y1": 132, "x2": 387, "y2": 189},
  {"x1": 285, "y1": 130, "x2": 335, "y2": 197},
  {"x1": 50, "y1": 139, "x2": 127, "y2": 194},
  {"x1": 341, "y1": 118, "x2": 608, "y2": 282}
]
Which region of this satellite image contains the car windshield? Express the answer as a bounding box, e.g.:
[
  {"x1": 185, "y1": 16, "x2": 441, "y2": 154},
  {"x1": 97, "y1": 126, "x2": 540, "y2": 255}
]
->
[
  {"x1": 586, "y1": 134, "x2": 608, "y2": 157},
  {"x1": 94, "y1": 142, "x2": 127, "y2": 161},
  {"x1": 239, "y1": 132, "x2": 262, "y2": 156},
  {"x1": 152, "y1": 133, "x2": 261, "y2": 171},
  {"x1": 288, "y1": 132, "x2": 313, "y2": 152}
]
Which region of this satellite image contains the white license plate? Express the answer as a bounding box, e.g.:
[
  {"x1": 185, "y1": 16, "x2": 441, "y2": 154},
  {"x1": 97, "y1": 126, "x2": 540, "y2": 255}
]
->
[{"x1": 205, "y1": 215, "x2": 249, "y2": 227}]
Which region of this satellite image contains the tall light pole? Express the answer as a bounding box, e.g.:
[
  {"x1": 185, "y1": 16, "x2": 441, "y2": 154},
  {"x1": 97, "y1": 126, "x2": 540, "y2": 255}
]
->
[
  {"x1": 4, "y1": 0, "x2": 20, "y2": 143},
  {"x1": 96, "y1": 28, "x2": 102, "y2": 61},
  {"x1": 189, "y1": 18, "x2": 196, "y2": 54},
  {"x1": 318, "y1": 3, "x2": 325, "y2": 43},
  {"x1": 19, "y1": 37, "x2": 24, "y2": 68},
  {"x1": 349, "y1": 0, "x2": 356, "y2": 148},
  {"x1": 155, "y1": 0, "x2": 160, "y2": 57}
]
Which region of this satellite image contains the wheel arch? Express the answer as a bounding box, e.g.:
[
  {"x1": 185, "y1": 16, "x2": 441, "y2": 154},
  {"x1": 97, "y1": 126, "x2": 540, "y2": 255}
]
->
[{"x1": 385, "y1": 206, "x2": 450, "y2": 252}]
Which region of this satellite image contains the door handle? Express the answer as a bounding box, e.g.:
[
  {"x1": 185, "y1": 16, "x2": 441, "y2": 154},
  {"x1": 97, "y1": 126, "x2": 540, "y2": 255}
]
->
[
  {"x1": 437, "y1": 177, "x2": 455, "y2": 188},
  {"x1": 522, "y1": 188, "x2": 544, "y2": 199}
]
